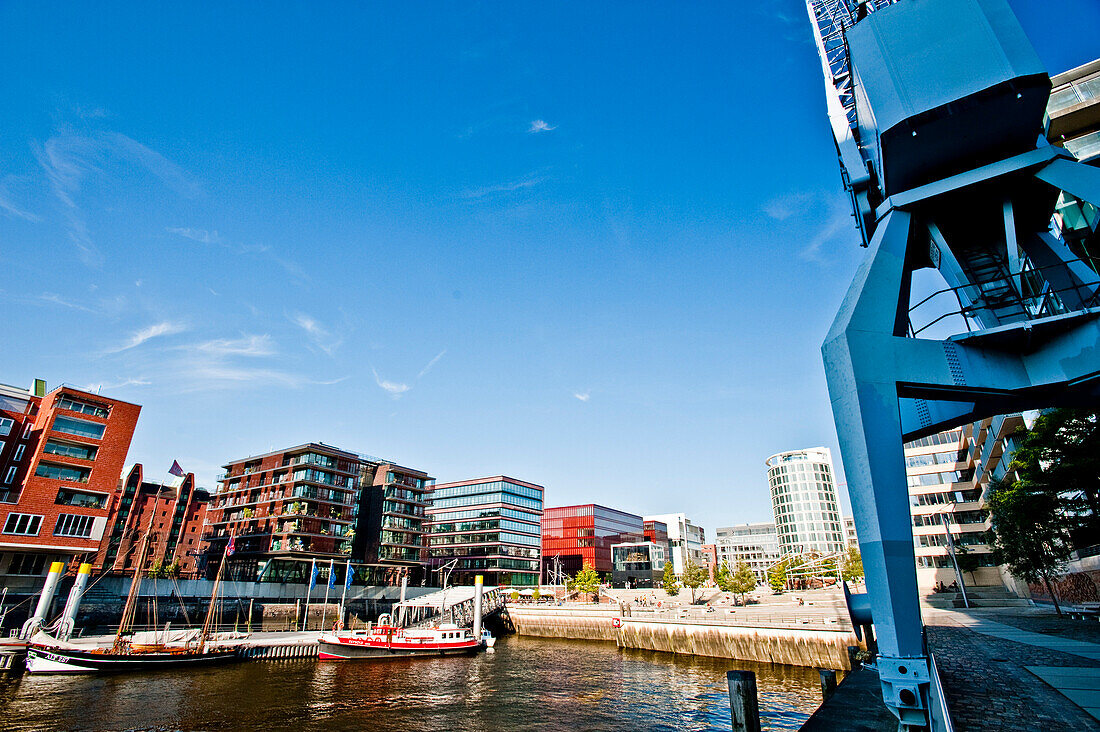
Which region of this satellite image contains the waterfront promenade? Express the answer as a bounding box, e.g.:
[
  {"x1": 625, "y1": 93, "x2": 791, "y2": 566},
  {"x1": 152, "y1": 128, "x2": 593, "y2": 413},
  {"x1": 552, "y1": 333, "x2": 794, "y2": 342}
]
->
[{"x1": 801, "y1": 604, "x2": 1100, "y2": 731}]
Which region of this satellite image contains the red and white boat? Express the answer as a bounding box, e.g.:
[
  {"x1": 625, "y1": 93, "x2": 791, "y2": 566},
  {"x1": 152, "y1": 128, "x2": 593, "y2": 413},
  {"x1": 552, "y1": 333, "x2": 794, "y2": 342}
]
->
[{"x1": 318, "y1": 622, "x2": 480, "y2": 660}]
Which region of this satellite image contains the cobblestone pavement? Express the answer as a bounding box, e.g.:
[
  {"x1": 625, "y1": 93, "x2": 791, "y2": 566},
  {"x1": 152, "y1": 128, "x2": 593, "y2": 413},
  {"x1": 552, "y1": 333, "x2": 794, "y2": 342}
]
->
[{"x1": 926, "y1": 619, "x2": 1100, "y2": 731}]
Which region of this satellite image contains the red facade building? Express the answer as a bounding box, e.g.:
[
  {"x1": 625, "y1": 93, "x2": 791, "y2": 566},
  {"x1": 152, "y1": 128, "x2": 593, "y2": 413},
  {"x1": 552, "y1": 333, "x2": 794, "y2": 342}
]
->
[
  {"x1": 541, "y1": 504, "x2": 644, "y2": 577},
  {"x1": 96, "y1": 464, "x2": 211, "y2": 577},
  {"x1": 0, "y1": 379, "x2": 140, "y2": 579}
]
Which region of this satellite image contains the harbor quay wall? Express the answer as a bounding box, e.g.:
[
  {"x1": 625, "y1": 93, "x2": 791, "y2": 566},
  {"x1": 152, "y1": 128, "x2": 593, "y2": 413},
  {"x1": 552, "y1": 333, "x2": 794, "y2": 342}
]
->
[{"x1": 506, "y1": 606, "x2": 857, "y2": 670}]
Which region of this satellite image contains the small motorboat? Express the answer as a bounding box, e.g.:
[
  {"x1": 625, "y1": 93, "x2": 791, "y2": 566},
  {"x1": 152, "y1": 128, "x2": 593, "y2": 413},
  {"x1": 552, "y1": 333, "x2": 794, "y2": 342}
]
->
[
  {"x1": 480, "y1": 629, "x2": 496, "y2": 648},
  {"x1": 319, "y1": 616, "x2": 480, "y2": 660}
]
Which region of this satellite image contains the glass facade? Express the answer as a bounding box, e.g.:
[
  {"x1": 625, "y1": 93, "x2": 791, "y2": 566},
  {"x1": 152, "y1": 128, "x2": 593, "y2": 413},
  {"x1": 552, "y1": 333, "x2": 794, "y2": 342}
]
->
[
  {"x1": 767, "y1": 448, "x2": 845, "y2": 556},
  {"x1": 542, "y1": 504, "x2": 644, "y2": 576},
  {"x1": 715, "y1": 522, "x2": 781, "y2": 582},
  {"x1": 425, "y1": 477, "x2": 543, "y2": 586}
]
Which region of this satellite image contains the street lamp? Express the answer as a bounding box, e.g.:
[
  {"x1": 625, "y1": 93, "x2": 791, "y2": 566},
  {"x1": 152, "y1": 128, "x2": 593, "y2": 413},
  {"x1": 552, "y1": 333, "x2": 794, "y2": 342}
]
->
[{"x1": 936, "y1": 504, "x2": 970, "y2": 609}]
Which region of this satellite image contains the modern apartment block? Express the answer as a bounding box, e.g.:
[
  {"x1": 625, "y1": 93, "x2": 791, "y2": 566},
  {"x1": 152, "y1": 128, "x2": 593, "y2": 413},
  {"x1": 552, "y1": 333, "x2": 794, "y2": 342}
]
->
[
  {"x1": 643, "y1": 513, "x2": 705, "y2": 577},
  {"x1": 96, "y1": 463, "x2": 211, "y2": 577},
  {"x1": 0, "y1": 379, "x2": 140, "y2": 583},
  {"x1": 843, "y1": 516, "x2": 859, "y2": 548},
  {"x1": 354, "y1": 459, "x2": 434, "y2": 573},
  {"x1": 715, "y1": 522, "x2": 781, "y2": 582},
  {"x1": 906, "y1": 416, "x2": 1023, "y2": 591},
  {"x1": 766, "y1": 447, "x2": 845, "y2": 557},
  {"x1": 543, "y1": 504, "x2": 644, "y2": 578},
  {"x1": 203, "y1": 443, "x2": 364, "y2": 579},
  {"x1": 425, "y1": 476, "x2": 544, "y2": 587}
]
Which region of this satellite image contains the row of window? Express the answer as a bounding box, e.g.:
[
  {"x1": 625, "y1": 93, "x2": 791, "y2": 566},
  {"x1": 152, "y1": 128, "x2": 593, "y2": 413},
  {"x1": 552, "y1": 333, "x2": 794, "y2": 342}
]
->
[
  {"x1": 430, "y1": 480, "x2": 542, "y2": 502},
  {"x1": 905, "y1": 450, "x2": 964, "y2": 469},
  {"x1": 904, "y1": 430, "x2": 963, "y2": 450},
  {"x1": 53, "y1": 416, "x2": 105, "y2": 440},
  {"x1": 429, "y1": 506, "x2": 538, "y2": 524},
  {"x1": 3, "y1": 512, "x2": 97, "y2": 538},
  {"x1": 907, "y1": 470, "x2": 973, "y2": 488},
  {"x1": 912, "y1": 510, "x2": 986, "y2": 528},
  {"x1": 56, "y1": 396, "x2": 110, "y2": 418},
  {"x1": 0, "y1": 419, "x2": 33, "y2": 438},
  {"x1": 429, "y1": 492, "x2": 543, "y2": 511},
  {"x1": 910, "y1": 489, "x2": 982, "y2": 507}
]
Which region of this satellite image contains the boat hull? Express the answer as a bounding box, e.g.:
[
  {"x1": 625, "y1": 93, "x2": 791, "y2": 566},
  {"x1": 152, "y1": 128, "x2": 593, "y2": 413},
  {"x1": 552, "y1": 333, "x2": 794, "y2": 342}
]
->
[
  {"x1": 26, "y1": 644, "x2": 240, "y2": 674},
  {"x1": 318, "y1": 637, "x2": 480, "y2": 661}
]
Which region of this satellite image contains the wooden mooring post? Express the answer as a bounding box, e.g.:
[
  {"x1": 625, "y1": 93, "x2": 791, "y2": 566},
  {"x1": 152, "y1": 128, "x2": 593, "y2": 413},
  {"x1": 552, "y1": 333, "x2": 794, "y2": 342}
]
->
[
  {"x1": 819, "y1": 669, "x2": 837, "y2": 701},
  {"x1": 726, "y1": 670, "x2": 761, "y2": 732}
]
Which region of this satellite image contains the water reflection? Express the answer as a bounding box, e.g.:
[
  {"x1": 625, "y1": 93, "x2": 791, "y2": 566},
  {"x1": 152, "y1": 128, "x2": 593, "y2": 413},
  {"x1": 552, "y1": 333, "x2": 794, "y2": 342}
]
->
[{"x1": 0, "y1": 636, "x2": 826, "y2": 731}]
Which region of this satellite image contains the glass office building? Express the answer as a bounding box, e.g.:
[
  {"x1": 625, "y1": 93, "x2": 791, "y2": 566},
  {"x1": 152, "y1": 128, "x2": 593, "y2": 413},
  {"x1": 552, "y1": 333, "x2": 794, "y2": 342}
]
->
[
  {"x1": 542, "y1": 504, "x2": 645, "y2": 579},
  {"x1": 424, "y1": 476, "x2": 544, "y2": 586},
  {"x1": 766, "y1": 447, "x2": 846, "y2": 556}
]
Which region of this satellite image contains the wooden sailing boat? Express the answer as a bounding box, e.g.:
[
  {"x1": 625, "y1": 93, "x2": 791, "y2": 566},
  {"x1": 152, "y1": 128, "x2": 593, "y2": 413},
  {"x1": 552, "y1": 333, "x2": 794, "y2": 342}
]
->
[{"x1": 26, "y1": 506, "x2": 241, "y2": 674}]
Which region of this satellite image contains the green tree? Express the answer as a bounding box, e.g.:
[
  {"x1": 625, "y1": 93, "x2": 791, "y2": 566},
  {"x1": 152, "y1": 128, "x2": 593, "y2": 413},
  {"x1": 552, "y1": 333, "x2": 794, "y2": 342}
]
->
[
  {"x1": 1010, "y1": 409, "x2": 1100, "y2": 546},
  {"x1": 715, "y1": 562, "x2": 733, "y2": 593},
  {"x1": 147, "y1": 559, "x2": 165, "y2": 578},
  {"x1": 662, "y1": 560, "x2": 680, "y2": 596},
  {"x1": 681, "y1": 560, "x2": 707, "y2": 604},
  {"x1": 841, "y1": 547, "x2": 864, "y2": 583},
  {"x1": 767, "y1": 562, "x2": 787, "y2": 594},
  {"x1": 729, "y1": 562, "x2": 757, "y2": 605},
  {"x1": 987, "y1": 477, "x2": 1074, "y2": 615},
  {"x1": 567, "y1": 562, "x2": 601, "y2": 602},
  {"x1": 953, "y1": 544, "x2": 980, "y2": 585}
]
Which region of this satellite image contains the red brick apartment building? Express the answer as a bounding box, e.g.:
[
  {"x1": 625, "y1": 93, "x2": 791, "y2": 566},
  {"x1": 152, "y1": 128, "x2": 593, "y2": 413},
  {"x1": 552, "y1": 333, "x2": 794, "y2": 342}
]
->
[
  {"x1": 0, "y1": 379, "x2": 140, "y2": 580},
  {"x1": 96, "y1": 464, "x2": 211, "y2": 577},
  {"x1": 201, "y1": 443, "x2": 432, "y2": 583}
]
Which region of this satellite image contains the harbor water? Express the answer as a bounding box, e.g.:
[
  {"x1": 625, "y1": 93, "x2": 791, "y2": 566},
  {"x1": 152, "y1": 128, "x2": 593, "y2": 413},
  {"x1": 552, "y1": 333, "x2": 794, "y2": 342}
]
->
[{"x1": 0, "y1": 636, "x2": 828, "y2": 731}]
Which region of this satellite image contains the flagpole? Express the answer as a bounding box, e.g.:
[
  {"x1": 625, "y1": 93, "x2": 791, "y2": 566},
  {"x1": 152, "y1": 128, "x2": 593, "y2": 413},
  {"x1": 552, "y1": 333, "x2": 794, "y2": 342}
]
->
[
  {"x1": 340, "y1": 560, "x2": 351, "y2": 630},
  {"x1": 303, "y1": 558, "x2": 316, "y2": 632},
  {"x1": 323, "y1": 558, "x2": 333, "y2": 628}
]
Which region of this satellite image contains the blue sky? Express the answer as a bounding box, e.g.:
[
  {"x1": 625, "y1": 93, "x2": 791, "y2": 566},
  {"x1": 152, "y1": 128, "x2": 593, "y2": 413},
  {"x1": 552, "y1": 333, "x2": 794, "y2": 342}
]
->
[{"x1": 1, "y1": 1, "x2": 1097, "y2": 537}]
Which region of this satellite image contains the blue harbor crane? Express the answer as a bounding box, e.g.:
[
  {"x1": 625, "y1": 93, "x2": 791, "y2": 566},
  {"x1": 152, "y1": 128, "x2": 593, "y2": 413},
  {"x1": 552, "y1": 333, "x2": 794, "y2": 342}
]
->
[{"x1": 806, "y1": 0, "x2": 1100, "y2": 728}]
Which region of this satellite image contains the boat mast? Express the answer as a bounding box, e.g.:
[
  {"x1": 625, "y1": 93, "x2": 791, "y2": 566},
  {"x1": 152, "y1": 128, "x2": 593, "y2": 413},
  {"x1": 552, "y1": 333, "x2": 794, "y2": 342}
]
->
[
  {"x1": 113, "y1": 496, "x2": 160, "y2": 652},
  {"x1": 197, "y1": 532, "x2": 233, "y2": 652}
]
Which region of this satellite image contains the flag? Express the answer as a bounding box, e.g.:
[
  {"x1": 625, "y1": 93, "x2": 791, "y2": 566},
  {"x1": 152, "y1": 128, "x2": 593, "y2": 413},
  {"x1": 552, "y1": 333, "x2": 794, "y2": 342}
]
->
[
  {"x1": 226, "y1": 535, "x2": 236, "y2": 556},
  {"x1": 346, "y1": 563, "x2": 354, "y2": 589},
  {"x1": 168, "y1": 460, "x2": 185, "y2": 477},
  {"x1": 309, "y1": 562, "x2": 319, "y2": 590},
  {"x1": 328, "y1": 559, "x2": 337, "y2": 588}
]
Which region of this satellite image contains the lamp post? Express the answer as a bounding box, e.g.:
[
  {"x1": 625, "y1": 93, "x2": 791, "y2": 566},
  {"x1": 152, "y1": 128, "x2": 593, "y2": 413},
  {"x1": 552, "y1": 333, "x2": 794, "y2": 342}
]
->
[{"x1": 937, "y1": 505, "x2": 970, "y2": 609}]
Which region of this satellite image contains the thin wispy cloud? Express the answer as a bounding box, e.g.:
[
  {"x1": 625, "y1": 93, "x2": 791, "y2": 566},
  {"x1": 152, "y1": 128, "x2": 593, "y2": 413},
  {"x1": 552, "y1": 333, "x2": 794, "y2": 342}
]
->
[
  {"x1": 33, "y1": 130, "x2": 200, "y2": 266},
  {"x1": 573, "y1": 391, "x2": 591, "y2": 402},
  {"x1": 373, "y1": 369, "x2": 411, "y2": 398},
  {"x1": 372, "y1": 349, "x2": 448, "y2": 399},
  {"x1": 0, "y1": 175, "x2": 39, "y2": 221},
  {"x1": 82, "y1": 377, "x2": 151, "y2": 392},
  {"x1": 290, "y1": 312, "x2": 341, "y2": 356},
  {"x1": 38, "y1": 292, "x2": 97, "y2": 313},
  {"x1": 528, "y1": 119, "x2": 557, "y2": 133},
  {"x1": 166, "y1": 227, "x2": 221, "y2": 244},
  {"x1": 762, "y1": 192, "x2": 815, "y2": 221},
  {"x1": 417, "y1": 349, "x2": 447, "y2": 379},
  {"x1": 461, "y1": 174, "x2": 546, "y2": 199},
  {"x1": 186, "y1": 334, "x2": 275, "y2": 358},
  {"x1": 167, "y1": 226, "x2": 308, "y2": 282},
  {"x1": 108, "y1": 321, "x2": 187, "y2": 353}
]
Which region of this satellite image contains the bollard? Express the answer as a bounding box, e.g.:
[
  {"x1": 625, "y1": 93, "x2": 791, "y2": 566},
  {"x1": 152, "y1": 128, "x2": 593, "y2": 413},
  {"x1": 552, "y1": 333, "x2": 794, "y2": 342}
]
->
[
  {"x1": 727, "y1": 670, "x2": 761, "y2": 732},
  {"x1": 819, "y1": 669, "x2": 837, "y2": 701}
]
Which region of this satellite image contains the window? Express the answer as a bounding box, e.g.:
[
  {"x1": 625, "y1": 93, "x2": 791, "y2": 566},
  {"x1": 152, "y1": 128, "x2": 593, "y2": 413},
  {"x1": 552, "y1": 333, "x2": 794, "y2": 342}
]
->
[
  {"x1": 52, "y1": 416, "x2": 105, "y2": 440},
  {"x1": 56, "y1": 488, "x2": 109, "y2": 509},
  {"x1": 35, "y1": 462, "x2": 91, "y2": 483},
  {"x1": 12, "y1": 445, "x2": 24, "y2": 462},
  {"x1": 43, "y1": 440, "x2": 98, "y2": 460},
  {"x1": 21, "y1": 422, "x2": 32, "y2": 439},
  {"x1": 3, "y1": 513, "x2": 42, "y2": 536},
  {"x1": 56, "y1": 396, "x2": 110, "y2": 418},
  {"x1": 54, "y1": 513, "x2": 95, "y2": 538},
  {"x1": 0, "y1": 418, "x2": 12, "y2": 436},
  {"x1": 6, "y1": 553, "x2": 47, "y2": 575},
  {"x1": 3, "y1": 466, "x2": 16, "y2": 485}
]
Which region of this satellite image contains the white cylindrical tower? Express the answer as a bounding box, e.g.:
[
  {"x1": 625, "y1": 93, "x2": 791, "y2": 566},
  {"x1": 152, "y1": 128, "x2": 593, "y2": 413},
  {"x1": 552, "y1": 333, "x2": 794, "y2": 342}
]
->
[{"x1": 766, "y1": 447, "x2": 845, "y2": 556}]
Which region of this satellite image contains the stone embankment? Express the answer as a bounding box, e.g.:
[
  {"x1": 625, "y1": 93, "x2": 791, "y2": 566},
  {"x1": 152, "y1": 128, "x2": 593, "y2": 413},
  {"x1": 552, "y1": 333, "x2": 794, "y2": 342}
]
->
[{"x1": 506, "y1": 605, "x2": 858, "y2": 669}]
